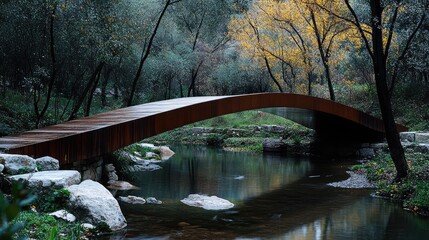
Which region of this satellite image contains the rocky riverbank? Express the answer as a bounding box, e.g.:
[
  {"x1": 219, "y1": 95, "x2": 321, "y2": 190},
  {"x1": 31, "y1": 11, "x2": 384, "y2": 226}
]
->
[{"x1": 0, "y1": 141, "x2": 179, "y2": 239}]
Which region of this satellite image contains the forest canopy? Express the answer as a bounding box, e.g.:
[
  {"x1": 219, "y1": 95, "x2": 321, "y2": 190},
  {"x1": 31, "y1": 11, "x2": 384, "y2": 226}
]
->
[{"x1": 0, "y1": 0, "x2": 428, "y2": 134}]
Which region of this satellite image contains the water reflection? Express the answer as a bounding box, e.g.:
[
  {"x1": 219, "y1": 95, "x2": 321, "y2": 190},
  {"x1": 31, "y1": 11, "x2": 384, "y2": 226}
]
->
[
  {"x1": 274, "y1": 198, "x2": 429, "y2": 240},
  {"x1": 128, "y1": 145, "x2": 312, "y2": 201},
  {"x1": 109, "y1": 145, "x2": 429, "y2": 240}
]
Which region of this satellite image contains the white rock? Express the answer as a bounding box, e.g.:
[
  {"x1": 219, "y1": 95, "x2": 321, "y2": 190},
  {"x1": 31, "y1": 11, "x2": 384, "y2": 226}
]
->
[
  {"x1": 81, "y1": 223, "x2": 95, "y2": 230},
  {"x1": 146, "y1": 197, "x2": 162, "y2": 205},
  {"x1": 36, "y1": 156, "x2": 60, "y2": 171},
  {"x1": 68, "y1": 180, "x2": 127, "y2": 231},
  {"x1": 145, "y1": 152, "x2": 160, "y2": 159},
  {"x1": 119, "y1": 196, "x2": 146, "y2": 204},
  {"x1": 0, "y1": 164, "x2": 4, "y2": 173},
  {"x1": 181, "y1": 194, "x2": 234, "y2": 210},
  {"x1": 416, "y1": 133, "x2": 429, "y2": 143},
  {"x1": 8, "y1": 170, "x2": 81, "y2": 188},
  {"x1": 158, "y1": 146, "x2": 175, "y2": 160},
  {"x1": 138, "y1": 143, "x2": 157, "y2": 150},
  {"x1": 0, "y1": 154, "x2": 36, "y2": 175},
  {"x1": 49, "y1": 210, "x2": 76, "y2": 222},
  {"x1": 400, "y1": 132, "x2": 416, "y2": 142}
]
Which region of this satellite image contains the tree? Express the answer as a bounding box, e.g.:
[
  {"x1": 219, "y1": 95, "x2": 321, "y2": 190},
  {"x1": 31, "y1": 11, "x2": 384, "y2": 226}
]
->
[
  {"x1": 319, "y1": 0, "x2": 428, "y2": 179},
  {"x1": 126, "y1": 0, "x2": 182, "y2": 106},
  {"x1": 228, "y1": 0, "x2": 353, "y2": 97}
]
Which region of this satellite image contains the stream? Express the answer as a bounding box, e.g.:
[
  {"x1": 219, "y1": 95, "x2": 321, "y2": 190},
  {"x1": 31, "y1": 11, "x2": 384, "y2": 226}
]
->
[{"x1": 106, "y1": 145, "x2": 429, "y2": 239}]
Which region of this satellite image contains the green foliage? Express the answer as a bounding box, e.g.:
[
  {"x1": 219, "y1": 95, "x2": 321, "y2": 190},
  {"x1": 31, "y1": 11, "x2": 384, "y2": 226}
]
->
[
  {"x1": 206, "y1": 133, "x2": 225, "y2": 146},
  {"x1": 0, "y1": 181, "x2": 36, "y2": 240},
  {"x1": 34, "y1": 189, "x2": 71, "y2": 213},
  {"x1": 357, "y1": 152, "x2": 429, "y2": 216},
  {"x1": 13, "y1": 211, "x2": 85, "y2": 240},
  {"x1": 123, "y1": 144, "x2": 160, "y2": 159}
]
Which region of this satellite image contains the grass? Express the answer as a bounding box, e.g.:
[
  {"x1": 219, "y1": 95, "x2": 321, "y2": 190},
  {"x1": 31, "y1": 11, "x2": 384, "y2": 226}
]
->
[
  {"x1": 13, "y1": 211, "x2": 88, "y2": 240},
  {"x1": 144, "y1": 110, "x2": 313, "y2": 152},
  {"x1": 354, "y1": 152, "x2": 429, "y2": 216}
]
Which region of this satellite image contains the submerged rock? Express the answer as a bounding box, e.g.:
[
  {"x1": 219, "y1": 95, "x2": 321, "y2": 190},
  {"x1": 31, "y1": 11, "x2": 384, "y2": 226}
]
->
[
  {"x1": 0, "y1": 154, "x2": 37, "y2": 175},
  {"x1": 8, "y1": 170, "x2": 81, "y2": 188},
  {"x1": 68, "y1": 180, "x2": 127, "y2": 231},
  {"x1": 107, "y1": 180, "x2": 139, "y2": 190},
  {"x1": 146, "y1": 197, "x2": 162, "y2": 205},
  {"x1": 181, "y1": 194, "x2": 234, "y2": 210},
  {"x1": 119, "y1": 195, "x2": 146, "y2": 205},
  {"x1": 35, "y1": 156, "x2": 60, "y2": 171}
]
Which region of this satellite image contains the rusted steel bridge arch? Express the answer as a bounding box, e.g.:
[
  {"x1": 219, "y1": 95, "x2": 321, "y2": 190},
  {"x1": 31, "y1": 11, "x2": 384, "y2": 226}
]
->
[{"x1": 0, "y1": 93, "x2": 407, "y2": 165}]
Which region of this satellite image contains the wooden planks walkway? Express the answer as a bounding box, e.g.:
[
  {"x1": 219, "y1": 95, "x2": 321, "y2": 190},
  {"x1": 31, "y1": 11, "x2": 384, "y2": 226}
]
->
[{"x1": 0, "y1": 93, "x2": 407, "y2": 165}]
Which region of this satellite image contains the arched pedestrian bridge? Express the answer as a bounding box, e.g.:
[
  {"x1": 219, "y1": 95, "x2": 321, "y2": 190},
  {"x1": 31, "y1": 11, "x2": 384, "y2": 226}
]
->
[{"x1": 0, "y1": 93, "x2": 407, "y2": 165}]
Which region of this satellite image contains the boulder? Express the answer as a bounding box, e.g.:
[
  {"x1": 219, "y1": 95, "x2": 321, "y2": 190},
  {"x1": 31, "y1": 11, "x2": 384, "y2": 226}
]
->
[
  {"x1": 262, "y1": 138, "x2": 287, "y2": 152},
  {"x1": 36, "y1": 156, "x2": 60, "y2": 171},
  {"x1": 119, "y1": 196, "x2": 146, "y2": 205},
  {"x1": 181, "y1": 194, "x2": 234, "y2": 210},
  {"x1": 400, "y1": 132, "x2": 416, "y2": 142},
  {"x1": 146, "y1": 197, "x2": 162, "y2": 205},
  {"x1": 68, "y1": 180, "x2": 127, "y2": 231},
  {"x1": 108, "y1": 172, "x2": 119, "y2": 181},
  {"x1": 416, "y1": 133, "x2": 429, "y2": 143},
  {"x1": 49, "y1": 210, "x2": 76, "y2": 222},
  {"x1": 104, "y1": 164, "x2": 115, "y2": 172},
  {"x1": 8, "y1": 170, "x2": 81, "y2": 188},
  {"x1": 416, "y1": 144, "x2": 429, "y2": 154},
  {"x1": 158, "y1": 146, "x2": 175, "y2": 160},
  {"x1": 358, "y1": 148, "x2": 375, "y2": 159},
  {"x1": 0, "y1": 154, "x2": 36, "y2": 175},
  {"x1": 145, "y1": 152, "x2": 160, "y2": 159}
]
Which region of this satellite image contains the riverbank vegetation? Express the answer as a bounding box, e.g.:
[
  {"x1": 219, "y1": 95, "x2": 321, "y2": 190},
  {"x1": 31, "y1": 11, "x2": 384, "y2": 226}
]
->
[
  {"x1": 147, "y1": 110, "x2": 313, "y2": 152},
  {"x1": 353, "y1": 152, "x2": 429, "y2": 217}
]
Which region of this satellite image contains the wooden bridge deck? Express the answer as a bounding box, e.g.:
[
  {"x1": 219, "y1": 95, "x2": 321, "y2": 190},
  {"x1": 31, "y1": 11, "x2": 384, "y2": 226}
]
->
[{"x1": 0, "y1": 93, "x2": 407, "y2": 165}]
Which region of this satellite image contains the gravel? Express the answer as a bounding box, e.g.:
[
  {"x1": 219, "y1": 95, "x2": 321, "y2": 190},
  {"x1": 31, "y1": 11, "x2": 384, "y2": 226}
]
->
[{"x1": 327, "y1": 171, "x2": 376, "y2": 189}]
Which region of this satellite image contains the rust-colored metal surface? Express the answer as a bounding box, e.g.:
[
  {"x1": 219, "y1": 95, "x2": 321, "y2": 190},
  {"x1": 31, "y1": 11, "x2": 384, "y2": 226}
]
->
[{"x1": 0, "y1": 93, "x2": 407, "y2": 165}]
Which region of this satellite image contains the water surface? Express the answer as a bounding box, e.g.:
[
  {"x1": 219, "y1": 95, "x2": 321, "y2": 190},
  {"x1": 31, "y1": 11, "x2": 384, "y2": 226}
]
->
[{"x1": 107, "y1": 145, "x2": 428, "y2": 239}]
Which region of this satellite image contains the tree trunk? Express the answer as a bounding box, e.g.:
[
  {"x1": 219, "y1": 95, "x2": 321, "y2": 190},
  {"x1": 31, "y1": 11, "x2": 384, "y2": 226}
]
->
[
  {"x1": 371, "y1": 0, "x2": 408, "y2": 180},
  {"x1": 68, "y1": 62, "x2": 105, "y2": 121},
  {"x1": 34, "y1": 4, "x2": 57, "y2": 128},
  {"x1": 264, "y1": 56, "x2": 283, "y2": 93},
  {"x1": 310, "y1": 11, "x2": 335, "y2": 101},
  {"x1": 100, "y1": 65, "x2": 113, "y2": 107},
  {"x1": 127, "y1": 0, "x2": 172, "y2": 107},
  {"x1": 85, "y1": 64, "x2": 104, "y2": 117}
]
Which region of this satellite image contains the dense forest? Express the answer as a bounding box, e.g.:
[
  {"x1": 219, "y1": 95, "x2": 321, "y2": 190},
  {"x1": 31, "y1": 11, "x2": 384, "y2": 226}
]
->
[{"x1": 0, "y1": 0, "x2": 428, "y2": 135}]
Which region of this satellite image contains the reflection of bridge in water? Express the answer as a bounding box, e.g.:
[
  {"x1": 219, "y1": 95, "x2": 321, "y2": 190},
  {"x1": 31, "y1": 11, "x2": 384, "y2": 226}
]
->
[{"x1": 0, "y1": 93, "x2": 407, "y2": 166}]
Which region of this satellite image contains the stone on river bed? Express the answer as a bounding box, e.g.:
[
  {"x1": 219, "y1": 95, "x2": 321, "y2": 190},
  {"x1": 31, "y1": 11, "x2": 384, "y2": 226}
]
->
[
  {"x1": 8, "y1": 170, "x2": 81, "y2": 188},
  {"x1": 119, "y1": 195, "x2": 146, "y2": 205},
  {"x1": 181, "y1": 194, "x2": 234, "y2": 210},
  {"x1": 68, "y1": 180, "x2": 127, "y2": 231},
  {"x1": 107, "y1": 180, "x2": 139, "y2": 190}
]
